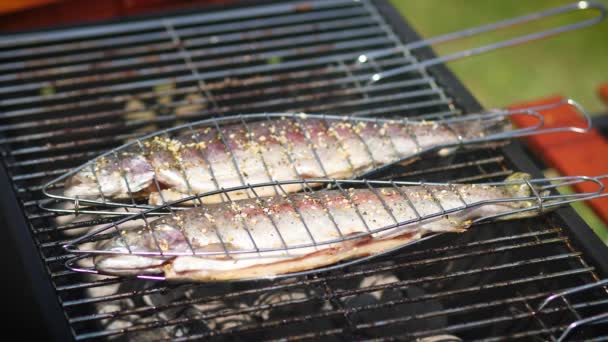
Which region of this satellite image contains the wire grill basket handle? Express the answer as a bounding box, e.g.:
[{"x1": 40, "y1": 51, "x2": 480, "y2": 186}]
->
[
  {"x1": 537, "y1": 278, "x2": 608, "y2": 341},
  {"x1": 437, "y1": 98, "x2": 592, "y2": 143},
  {"x1": 361, "y1": 1, "x2": 606, "y2": 83}
]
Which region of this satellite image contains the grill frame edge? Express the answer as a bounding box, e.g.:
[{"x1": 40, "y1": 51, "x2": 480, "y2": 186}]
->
[{"x1": 0, "y1": 162, "x2": 72, "y2": 341}]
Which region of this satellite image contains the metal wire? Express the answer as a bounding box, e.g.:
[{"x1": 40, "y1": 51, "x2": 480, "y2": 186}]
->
[
  {"x1": 63, "y1": 175, "x2": 605, "y2": 260},
  {"x1": 536, "y1": 278, "x2": 608, "y2": 341},
  {"x1": 41, "y1": 99, "x2": 591, "y2": 214},
  {"x1": 66, "y1": 251, "x2": 598, "y2": 340},
  {"x1": 362, "y1": 1, "x2": 607, "y2": 83}
]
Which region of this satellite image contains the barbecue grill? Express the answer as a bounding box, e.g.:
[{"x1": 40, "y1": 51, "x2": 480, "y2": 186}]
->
[{"x1": 1, "y1": 0, "x2": 607, "y2": 340}]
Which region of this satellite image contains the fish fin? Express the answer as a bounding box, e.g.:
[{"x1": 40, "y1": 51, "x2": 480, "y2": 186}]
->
[
  {"x1": 148, "y1": 189, "x2": 196, "y2": 206},
  {"x1": 444, "y1": 220, "x2": 472, "y2": 233},
  {"x1": 437, "y1": 146, "x2": 458, "y2": 157},
  {"x1": 165, "y1": 231, "x2": 424, "y2": 281},
  {"x1": 450, "y1": 226, "x2": 470, "y2": 233},
  {"x1": 398, "y1": 156, "x2": 421, "y2": 167},
  {"x1": 493, "y1": 210, "x2": 543, "y2": 221},
  {"x1": 420, "y1": 218, "x2": 471, "y2": 234}
]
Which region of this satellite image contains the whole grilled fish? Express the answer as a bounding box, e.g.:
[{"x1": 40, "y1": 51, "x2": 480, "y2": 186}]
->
[
  {"x1": 64, "y1": 115, "x2": 510, "y2": 205},
  {"x1": 94, "y1": 173, "x2": 540, "y2": 281}
]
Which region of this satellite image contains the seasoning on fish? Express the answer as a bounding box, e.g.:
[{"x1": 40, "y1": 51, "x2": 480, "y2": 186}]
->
[
  {"x1": 64, "y1": 115, "x2": 510, "y2": 205},
  {"x1": 94, "y1": 173, "x2": 541, "y2": 281}
]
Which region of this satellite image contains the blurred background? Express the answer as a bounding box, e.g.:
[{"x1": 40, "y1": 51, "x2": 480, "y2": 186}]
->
[
  {"x1": 391, "y1": 0, "x2": 608, "y2": 114},
  {"x1": 391, "y1": 0, "x2": 608, "y2": 242}
]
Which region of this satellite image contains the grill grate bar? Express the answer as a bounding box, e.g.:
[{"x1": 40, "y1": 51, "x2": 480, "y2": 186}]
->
[
  {"x1": 0, "y1": 56, "x2": 418, "y2": 129},
  {"x1": 0, "y1": 23, "x2": 384, "y2": 88},
  {"x1": 371, "y1": 301, "x2": 608, "y2": 342},
  {"x1": 164, "y1": 267, "x2": 597, "y2": 341},
  {"x1": 0, "y1": 36, "x2": 396, "y2": 107},
  {"x1": 33, "y1": 216, "x2": 120, "y2": 233},
  {"x1": 62, "y1": 285, "x2": 170, "y2": 307},
  {"x1": 0, "y1": 9, "x2": 373, "y2": 75},
  {"x1": 406, "y1": 297, "x2": 606, "y2": 340},
  {"x1": 75, "y1": 268, "x2": 587, "y2": 331},
  {"x1": 470, "y1": 327, "x2": 593, "y2": 342},
  {"x1": 11, "y1": 168, "x2": 70, "y2": 181},
  {"x1": 7, "y1": 133, "x2": 141, "y2": 160},
  {"x1": 1, "y1": 77, "x2": 440, "y2": 147},
  {"x1": 275, "y1": 284, "x2": 600, "y2": 341},
  {"x1": 0, "y1": 26, "x2": 389, "y2": 96},
  {"x1": 449, "y1": 170, "x2": 513, "y2": 184},
  {"x1": 69, "y1": 256, "x2": 591, "y2": 339},
  {"x1": 0, "y1": 0, "x2": 357, "y2": 52},
  {"x1": 0, "y1": 0, "x2": 357, "y2": 49},
  {"x1": 7, "y1": 151, "x2": 101, "y2": 168},
  {"x1": 54, "y1": 278, "x2": 122, "y2": 292}
]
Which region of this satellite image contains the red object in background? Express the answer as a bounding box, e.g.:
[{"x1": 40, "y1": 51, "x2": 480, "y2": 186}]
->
[
  {"x1": 0, "y1": 0, "x2": 235, "y2": 32},
  {"x1": 509, "y1": 95, "x2": 608, "y2": 224},
  {"x1": 600, "y1": 84, "x2": 608, "y2": 106}
]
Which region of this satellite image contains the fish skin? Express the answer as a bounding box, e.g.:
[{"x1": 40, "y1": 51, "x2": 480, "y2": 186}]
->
[
  {"x1": 94, "y1": 174, "x2": 535, "y2": 281},
  {"x1": 64, "y1": 116, "x2": 510, "y2": 204},
  {"x1": 64, "y1": 152, "x2": 154, "y2": 200}
]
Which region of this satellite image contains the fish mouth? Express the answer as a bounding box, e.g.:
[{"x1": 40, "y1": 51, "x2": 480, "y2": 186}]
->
[
  {"x1": 63, "y1": 176, "x2": 101, "y2": 199},
  {"x1": 93, "y1": 254, "x2": 174, "y2": 276}
]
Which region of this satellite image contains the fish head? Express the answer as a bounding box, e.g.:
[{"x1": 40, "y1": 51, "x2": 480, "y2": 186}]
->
[
  {"x1": 64, "y1": 154, "x2": 154, "y2": 200},
  {"x1": 93, "y1": 218, "x2": 190, "y2": 275}
]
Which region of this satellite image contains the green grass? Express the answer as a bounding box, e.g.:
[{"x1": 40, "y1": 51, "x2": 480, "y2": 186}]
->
[{"x1": 390, "y1": 0, "x2": 608, "y2": 114}]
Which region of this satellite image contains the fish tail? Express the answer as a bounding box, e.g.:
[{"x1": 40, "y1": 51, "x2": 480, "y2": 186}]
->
[
  {"x1": 450, "y1": 113, "x2": 512, "y2": 140},
  {"x1": 440, "y1": 114, "x2": 511, "y2": 156},
  {"x1": 503, "y1": 172, "x2": 534, "y2": 198},
  {"x1": 495, "y1": 172, "x2": 552, "y2": 220}
]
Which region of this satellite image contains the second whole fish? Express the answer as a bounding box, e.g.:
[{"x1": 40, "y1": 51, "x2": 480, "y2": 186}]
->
[{"x1": 93, "y1": 173, "x2": 542, "y2": 281}]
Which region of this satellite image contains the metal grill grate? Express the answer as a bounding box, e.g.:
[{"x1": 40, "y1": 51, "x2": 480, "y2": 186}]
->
[{"x1": 0, "y1": 0, "x2": 607, "y2": 340}]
